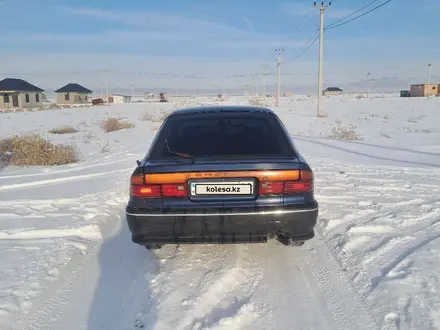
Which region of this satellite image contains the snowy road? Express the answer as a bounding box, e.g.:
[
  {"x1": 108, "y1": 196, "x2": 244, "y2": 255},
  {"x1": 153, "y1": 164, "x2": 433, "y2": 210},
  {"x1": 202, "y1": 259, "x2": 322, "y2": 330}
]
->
[
  {"x1": 7, "y1": 219, "x2": 378, "y2": 330},
  {"x1": 2, "y1": 98, "x2": 440, "y2": 329},
  {"x1": 1, "y1": 151, "x2": 380, "y2": 330}
]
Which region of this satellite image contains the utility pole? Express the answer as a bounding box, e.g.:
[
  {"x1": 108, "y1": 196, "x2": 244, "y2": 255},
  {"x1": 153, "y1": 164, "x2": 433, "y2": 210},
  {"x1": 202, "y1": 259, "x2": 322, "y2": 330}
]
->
[
  {"x1": 256, "y1": 74, "x2": 259, "y2": 96},
  {"x1": 131, "y1": 73, "x2": 135, "y2": 102},
  {"x1": 105, "y1": 69, "x2": 109, "y2": 104},
  {"x1": 275, "y1": 48, "x2": 284, "y2": 107},
  {"x1": 428, "y1": 62, "x2": 432, "y2": 98},
  {"x1": 262, "y1": 64, "x2": 268, "y2": 101},
  {"x1": 314, "y1": 1, "x2": 331, "y2": 117}
]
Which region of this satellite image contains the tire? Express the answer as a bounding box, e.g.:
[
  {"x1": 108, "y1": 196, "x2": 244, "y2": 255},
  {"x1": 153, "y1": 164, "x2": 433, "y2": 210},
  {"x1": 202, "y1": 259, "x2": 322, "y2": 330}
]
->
[{"x1": 145, "y1": 244, "x2": 162, "y2": 250}]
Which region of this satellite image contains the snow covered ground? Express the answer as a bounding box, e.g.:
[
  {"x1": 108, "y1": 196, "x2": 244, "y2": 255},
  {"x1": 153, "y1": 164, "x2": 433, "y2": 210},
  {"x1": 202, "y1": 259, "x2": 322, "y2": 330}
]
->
[{"x1": 0, "y1": 94, "x2": 439, "y2": 330}]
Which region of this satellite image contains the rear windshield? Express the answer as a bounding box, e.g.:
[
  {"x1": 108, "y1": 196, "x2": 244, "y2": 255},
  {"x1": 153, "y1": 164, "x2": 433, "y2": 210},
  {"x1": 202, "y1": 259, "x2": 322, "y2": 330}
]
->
[{"x1": 148, "y1": 111, "x2": 295, "y2": 160}]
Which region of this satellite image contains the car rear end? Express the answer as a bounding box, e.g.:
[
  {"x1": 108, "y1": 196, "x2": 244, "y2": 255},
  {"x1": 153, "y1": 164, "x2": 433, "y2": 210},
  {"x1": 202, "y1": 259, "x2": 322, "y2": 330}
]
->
[{"x1": 126, "y1": 107, "x2": 318, "y2": 247}]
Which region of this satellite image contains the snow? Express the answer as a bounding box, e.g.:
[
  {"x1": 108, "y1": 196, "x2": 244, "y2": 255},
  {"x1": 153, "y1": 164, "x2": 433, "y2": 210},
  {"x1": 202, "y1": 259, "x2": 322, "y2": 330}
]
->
[{"x1": 1, "y1": 94, "x2": 440, "y2": 329}]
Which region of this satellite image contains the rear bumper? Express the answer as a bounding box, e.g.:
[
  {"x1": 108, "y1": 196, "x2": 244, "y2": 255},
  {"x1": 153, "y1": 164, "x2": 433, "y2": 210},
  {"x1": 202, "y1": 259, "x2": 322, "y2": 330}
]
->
[{"x1": 126, "y1": 202, "x2": 318, "y2": 245}]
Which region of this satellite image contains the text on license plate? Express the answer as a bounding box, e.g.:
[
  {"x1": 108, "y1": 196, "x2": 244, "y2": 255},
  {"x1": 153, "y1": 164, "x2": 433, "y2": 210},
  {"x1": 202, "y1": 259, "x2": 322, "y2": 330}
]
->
[{"x1": 191, "y1": 182, "x2": 253, "y2": 195}]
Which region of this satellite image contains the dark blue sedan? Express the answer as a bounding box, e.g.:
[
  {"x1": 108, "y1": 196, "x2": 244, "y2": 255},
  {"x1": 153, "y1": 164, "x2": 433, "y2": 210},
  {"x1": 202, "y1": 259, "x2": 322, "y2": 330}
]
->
[{"x1": 126, "y1": 105, "x2": 318, "y2": 249}]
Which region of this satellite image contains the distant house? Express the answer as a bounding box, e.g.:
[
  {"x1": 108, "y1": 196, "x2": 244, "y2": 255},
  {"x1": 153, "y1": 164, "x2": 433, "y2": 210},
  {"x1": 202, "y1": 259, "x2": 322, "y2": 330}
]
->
[
  {"x1": 109, "y1": 94, "x2": 132, "y2": 104},
  {"x1": 323, "y1": 87, "x2": 343, "y2": 96},
  {"x1": 0, "y1": 78, "x2": 44, "y2": 109},
  {"x1": 410, "y1": 84, "x2": 439, "y2": 97},
  {"x1": 55, "y1": 83, "x2": 92, "y2": 105}
]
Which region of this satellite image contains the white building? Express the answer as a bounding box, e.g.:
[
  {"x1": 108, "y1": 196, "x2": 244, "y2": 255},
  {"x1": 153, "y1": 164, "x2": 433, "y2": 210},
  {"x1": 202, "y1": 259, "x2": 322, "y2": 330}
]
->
[{"x1": 109, "y1": 94, "x2": 132, "y2": 104}]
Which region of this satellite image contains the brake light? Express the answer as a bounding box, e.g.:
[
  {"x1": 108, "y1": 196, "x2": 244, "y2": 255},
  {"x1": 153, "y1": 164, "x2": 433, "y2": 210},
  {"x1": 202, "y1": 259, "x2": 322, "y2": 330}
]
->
[
  {"x1": 130, "y1": 174, "x2": 187, "y2": 198},
  {"x1": 258, "y1": 170, "x2": 313, "y2": 195},
  {"x1": 284, "y1": 181, "x2": 313, "y2": 193},
  {"x1": 161, "y1": 184, "x2": 186, "y2": 197},
  {"x1": 259, "y1": 181, "x2": 284, "y2": 194},
  {"x1": 130, "y1": 184, "x2": 161, "y2": 197}
]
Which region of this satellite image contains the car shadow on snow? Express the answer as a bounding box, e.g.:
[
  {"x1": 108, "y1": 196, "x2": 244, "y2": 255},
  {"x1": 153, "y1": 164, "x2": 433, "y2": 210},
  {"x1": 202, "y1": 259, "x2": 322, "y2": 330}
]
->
[{"x1": 87, "y1": 216, "x2": 160, "y2": 330}]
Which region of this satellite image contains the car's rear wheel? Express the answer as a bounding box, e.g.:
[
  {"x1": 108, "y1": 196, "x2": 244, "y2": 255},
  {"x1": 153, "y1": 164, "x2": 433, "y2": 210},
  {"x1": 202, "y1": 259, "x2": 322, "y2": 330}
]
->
[{"x1": 144, "y1": 244, "x2": 162, "y2": 250}]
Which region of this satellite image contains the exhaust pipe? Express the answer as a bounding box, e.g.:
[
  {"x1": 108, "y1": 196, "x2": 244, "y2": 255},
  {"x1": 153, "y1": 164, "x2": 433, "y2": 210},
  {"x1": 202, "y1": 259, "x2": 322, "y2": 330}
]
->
[
  {"x1": 276, "y1": 231, "x2": 305, "y2": 246},
  {"x1": 276, "y1": 231, "x2": 289, "y2": 246}
]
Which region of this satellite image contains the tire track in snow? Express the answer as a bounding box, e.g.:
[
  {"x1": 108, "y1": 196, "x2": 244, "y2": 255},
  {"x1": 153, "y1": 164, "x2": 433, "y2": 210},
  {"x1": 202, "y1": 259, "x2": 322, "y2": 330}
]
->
[
  {"x1": 143, "y1": 244, "x2": 261, "y2": 330},
  {"x1": 9, "y1": 241, "x2": 102, "y2": 330},
  {"x1": 177, "y1": 245, "x2": 260, "y2": 330},
  {"x1": 132, "y1": 245, "x2": 181, "y2": 330},
  {"x1": 0, "y1": 168, "x2": 132, "y2": 191},
  {"x1": 3, "y1": 187, "x2": 128, "y2": 330},
  {"x1": 309, "y1": 159, "x2": 440, "y2": 329},
  {"x1": 0, "y1": 157, "x2": 131, "y2": 180},
  {"x1": 361, "y1": 222, "x2": 440, "y2": 297},
  {"x1": 7, "y1": 213, "x2": 116, "y2": 330},
  {"x1": 132, "y1": 238, "x2": 378, "y2": 330},
  {"x1": 0, "y1": 225, "x2": 102, "y2": 240},
  {"x1": 246, "y1": 238, "x2": 378, "y2": 330},
  {"x1": 7, "y1": 212, "x2": 157, "y2": 330}
]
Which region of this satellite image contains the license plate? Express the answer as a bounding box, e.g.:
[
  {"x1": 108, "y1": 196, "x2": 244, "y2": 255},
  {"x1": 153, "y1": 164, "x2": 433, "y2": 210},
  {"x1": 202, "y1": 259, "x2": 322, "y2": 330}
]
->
[{"x1": 191, "y1": 181, "x2": 254, "y2": 196}]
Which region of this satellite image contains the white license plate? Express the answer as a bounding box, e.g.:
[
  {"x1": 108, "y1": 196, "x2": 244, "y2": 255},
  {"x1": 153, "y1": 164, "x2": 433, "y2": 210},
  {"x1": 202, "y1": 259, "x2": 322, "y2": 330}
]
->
[{"x1": 191, "y1": 181, "x2": 254, "y2": 196}]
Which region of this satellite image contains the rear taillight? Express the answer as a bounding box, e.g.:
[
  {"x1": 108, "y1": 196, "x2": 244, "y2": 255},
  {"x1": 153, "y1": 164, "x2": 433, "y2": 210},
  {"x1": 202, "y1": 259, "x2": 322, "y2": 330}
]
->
[
  {"x1": 259, "y1": 181, "x2": 284, "y2": 194},
  {"x1": 130, "y1": 175, "x2": 187, "y2": 198},
  {"x1": 284, "y1": 181, "x2": 313, "y2": 193},
  {"x1": 161, "y1": 184, "x2": 186, "y2": 197},
  {"x1": 130, "y1": 184, "x2": 161, "y2": 197},
  {"x1": 129, "y1": 169, "x2": 313, "y2": 198},
  {"x1": 258, "y1": 170, "x2": 313, "y2": 195}
]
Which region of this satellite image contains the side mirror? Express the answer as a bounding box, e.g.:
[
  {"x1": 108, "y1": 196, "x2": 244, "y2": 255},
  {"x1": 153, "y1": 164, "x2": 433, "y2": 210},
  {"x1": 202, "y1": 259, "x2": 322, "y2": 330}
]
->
[{"x1": 136, "y1": 160, "x2": 141, "y2": 166}]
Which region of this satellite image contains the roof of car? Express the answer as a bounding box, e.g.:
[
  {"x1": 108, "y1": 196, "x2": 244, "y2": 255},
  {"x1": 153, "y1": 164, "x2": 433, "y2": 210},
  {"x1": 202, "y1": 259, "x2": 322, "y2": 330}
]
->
[{"x1": 171, "y1": 105, "x2": 275, "y2": 116}]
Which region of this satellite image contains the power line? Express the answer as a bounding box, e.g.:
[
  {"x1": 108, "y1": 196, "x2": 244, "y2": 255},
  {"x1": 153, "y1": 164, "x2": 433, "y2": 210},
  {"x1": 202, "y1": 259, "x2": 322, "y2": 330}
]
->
[
  {"x1": 276, "y1": 65, "x2": 427, "y2": 76},
  {"x1": 283, "y1": 12, "x2": 319, "y2": 48},
  {"x1": 0, "y1": 70, "x2": 106, "y2": 76},
  {"x1": 325, "y1": 0, "x2": 382, "y2": 29},
  {"x1": 282, "y1": 10, "x2": 314, "y2": 44},
  {"x1": 325, "y1": 0, "x2": 392, "y2": 31},
  {"x1": 258, "y1": 10, "x2": 316, "y2": 71},
  {"x1": 0, "y1": 70, "x2": 253, "y2": 79},
  {"x1": 272, "y1": 6, "x2": 320, "y2": 76},
  {"x1": 0, "y1": 64, "x2": 429, "y2": 80},
  {"x1": 283, "y1": 33, "x2": 319, "y2": 64}
]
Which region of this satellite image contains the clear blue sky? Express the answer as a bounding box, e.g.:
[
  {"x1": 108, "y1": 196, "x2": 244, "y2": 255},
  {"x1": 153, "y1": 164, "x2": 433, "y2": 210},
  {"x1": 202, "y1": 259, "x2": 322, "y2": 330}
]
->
[{"x1": 1, "y1": 0, "x2": 439, "y2": 90}]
